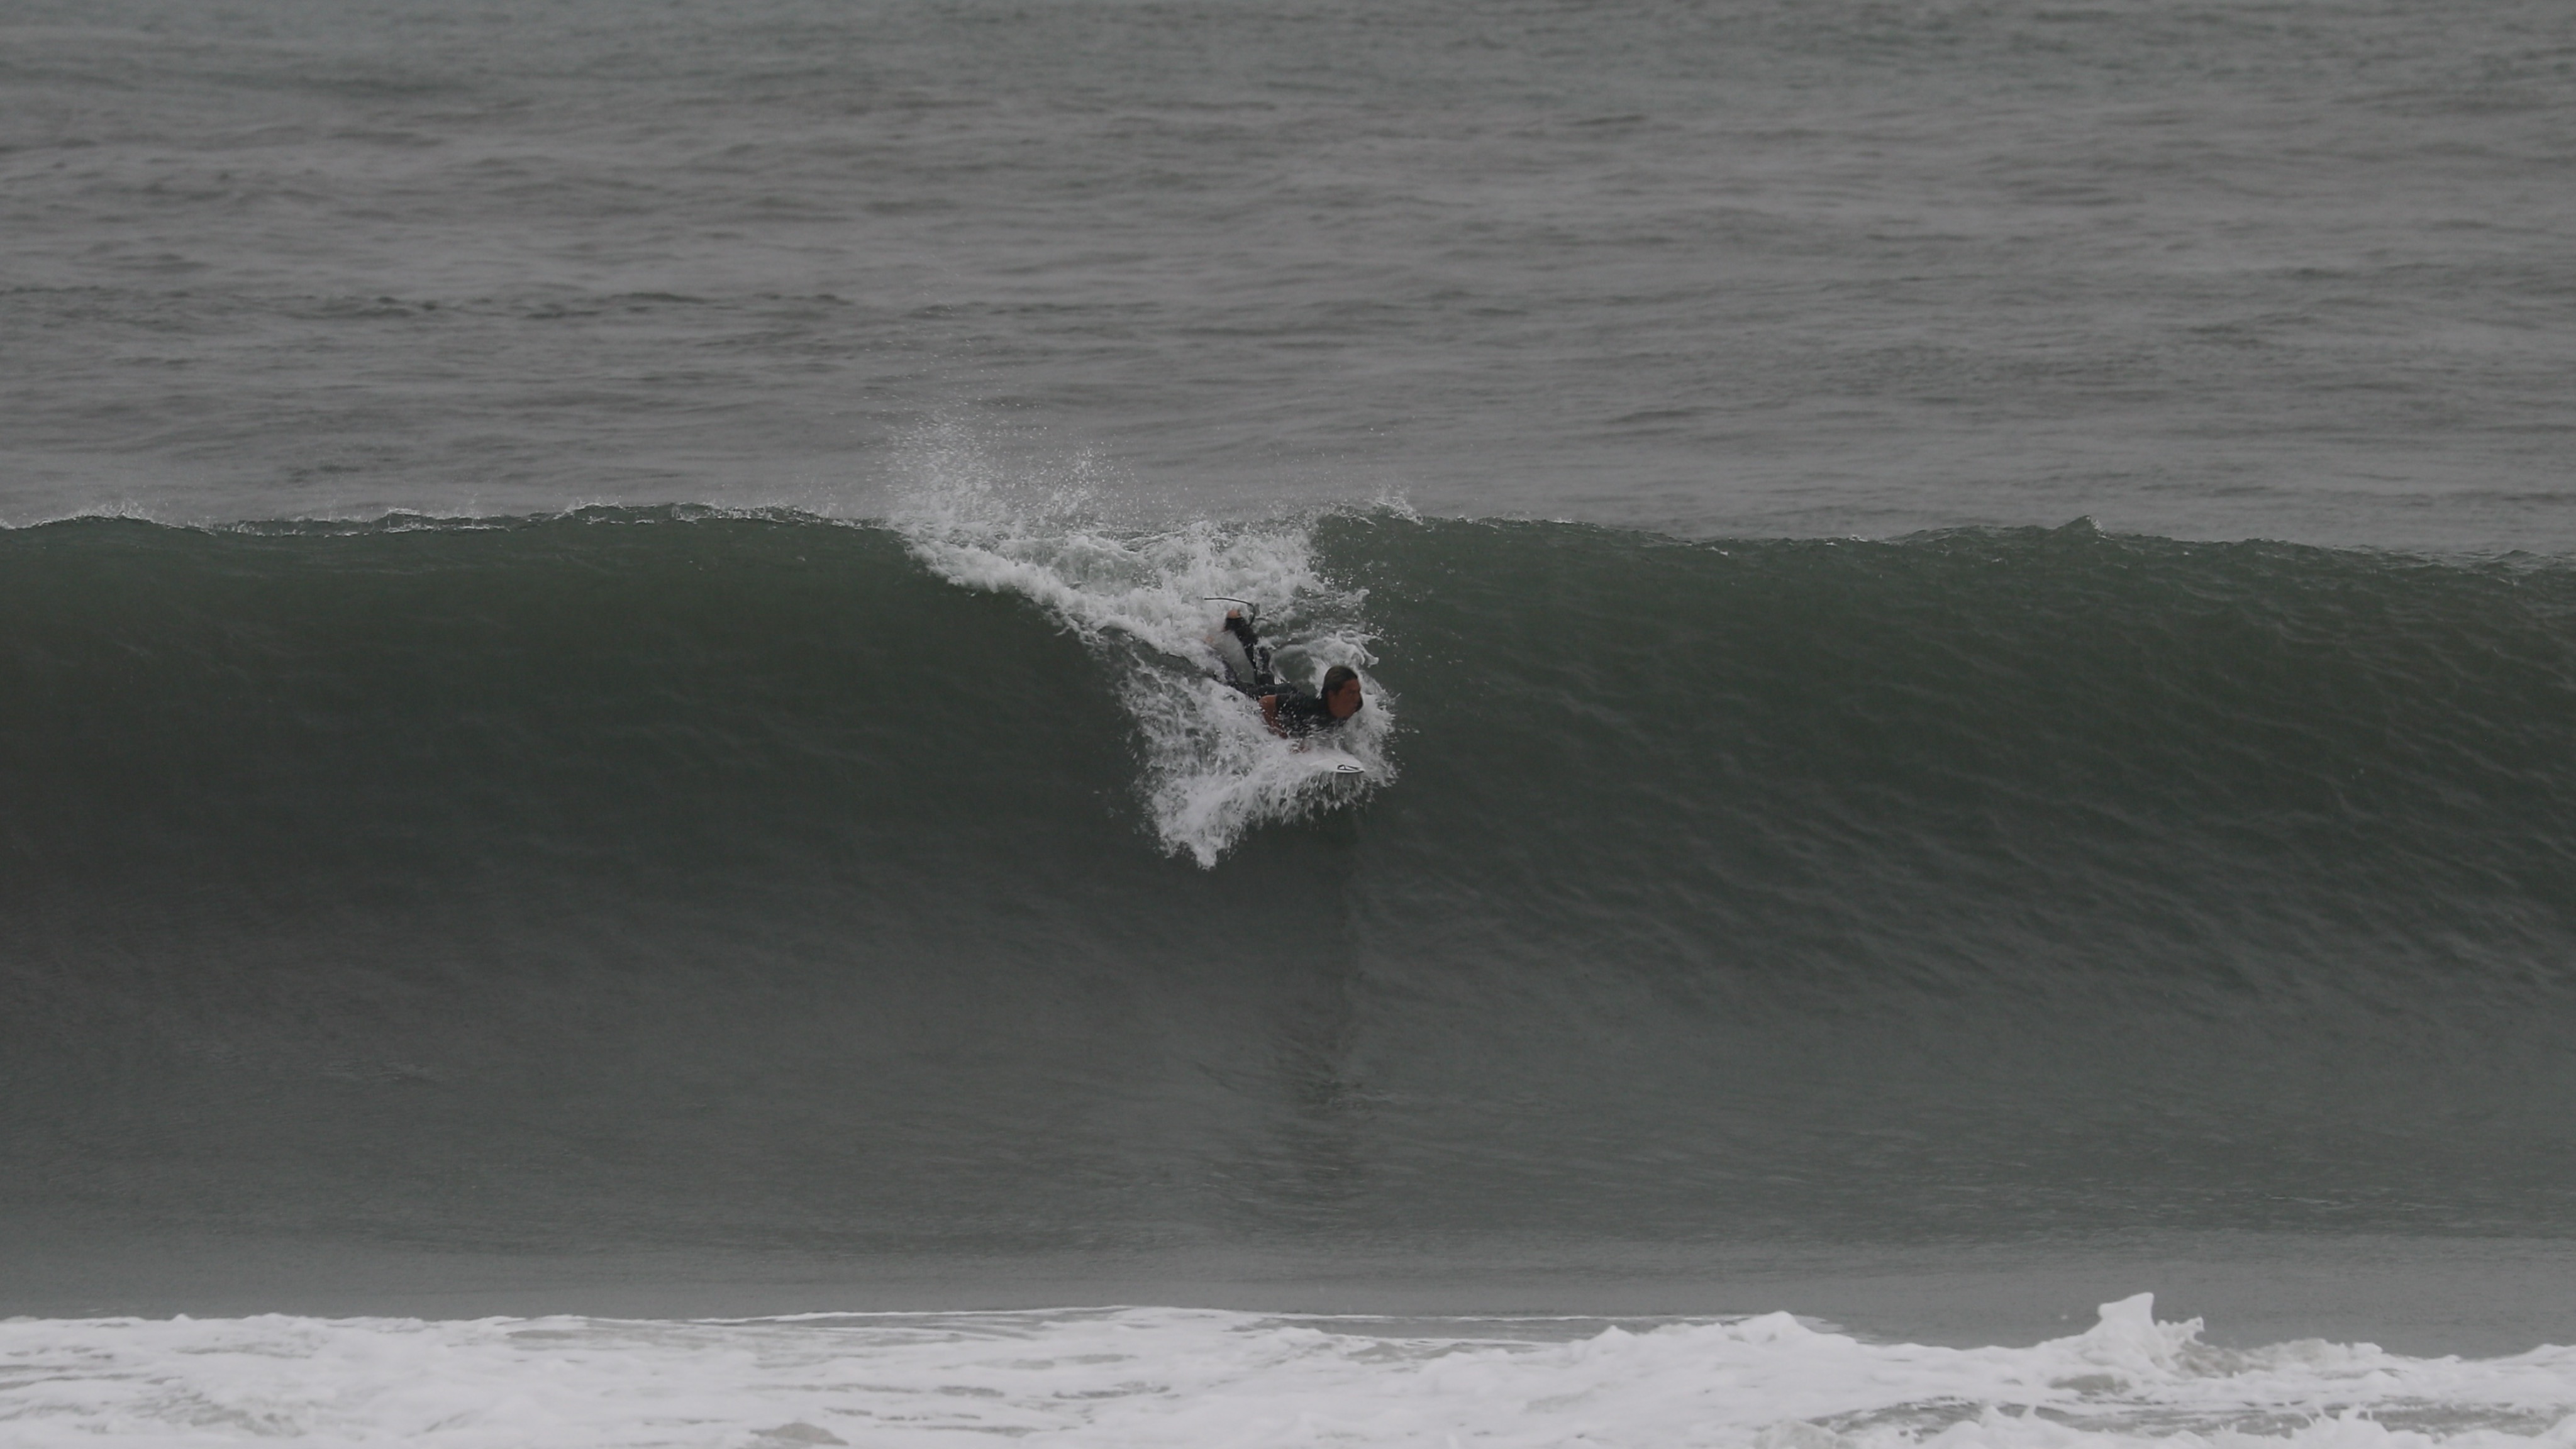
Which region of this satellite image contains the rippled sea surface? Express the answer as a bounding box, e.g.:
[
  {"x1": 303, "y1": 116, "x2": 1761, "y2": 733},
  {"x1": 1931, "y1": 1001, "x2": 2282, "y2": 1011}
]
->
[{"x1": 6, "y1": 0, "x2": 2572, "y2": 545}]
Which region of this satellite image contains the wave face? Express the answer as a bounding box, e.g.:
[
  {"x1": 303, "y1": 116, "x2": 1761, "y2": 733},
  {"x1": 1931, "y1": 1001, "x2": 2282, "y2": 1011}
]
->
[{"x1": 7, "y1": 509, "x2": 2576, "y2": 1259}]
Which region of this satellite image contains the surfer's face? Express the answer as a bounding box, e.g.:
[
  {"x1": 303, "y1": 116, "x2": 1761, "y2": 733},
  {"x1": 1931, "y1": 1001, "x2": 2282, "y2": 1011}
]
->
[{"x1": 1326, "y1": 678, "x2": 1363, "y2": 719}]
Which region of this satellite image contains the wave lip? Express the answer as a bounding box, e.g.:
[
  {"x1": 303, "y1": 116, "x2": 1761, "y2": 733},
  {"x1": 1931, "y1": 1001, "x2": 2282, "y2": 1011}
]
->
[{"x1": 6, "y1": 1296, "x2": 2572, "y2": 1446}]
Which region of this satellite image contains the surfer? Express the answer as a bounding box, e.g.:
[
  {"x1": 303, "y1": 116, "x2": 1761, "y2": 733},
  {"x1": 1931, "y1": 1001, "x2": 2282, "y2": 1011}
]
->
[
  {"x1": 1263, "y1": 665, "x2": 1364, "y2": 738},
  {"x1": 1218, "y1": 608, "x2": 1364, "y2": 738}
]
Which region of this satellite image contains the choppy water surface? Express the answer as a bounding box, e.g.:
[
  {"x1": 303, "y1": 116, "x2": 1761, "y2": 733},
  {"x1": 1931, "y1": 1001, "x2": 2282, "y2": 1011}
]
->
[{"x1": 4, "y1": 0, "x2": 2572, "y2": 543}]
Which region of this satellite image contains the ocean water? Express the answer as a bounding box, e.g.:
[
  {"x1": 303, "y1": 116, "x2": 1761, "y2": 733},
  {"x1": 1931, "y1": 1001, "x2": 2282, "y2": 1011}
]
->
[
  {"x1": 7, "y1": 0, "x2": 2575, "y2": 545},
  {"x1": 7, "y1": 0, "x2": 2576, "y2": 1443}
]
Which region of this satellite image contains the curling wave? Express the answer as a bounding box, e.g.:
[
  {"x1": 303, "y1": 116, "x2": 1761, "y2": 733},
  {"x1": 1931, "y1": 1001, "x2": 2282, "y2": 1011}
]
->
[{"x1": 7, "y1": 508, "x2": 2576, "y2": 1255}]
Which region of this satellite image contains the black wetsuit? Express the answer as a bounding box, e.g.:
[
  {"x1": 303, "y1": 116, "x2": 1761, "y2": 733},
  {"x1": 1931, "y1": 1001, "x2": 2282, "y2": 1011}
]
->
[{"x1": 1267, "y1": 689, "x2": 1341, "y2": 738}]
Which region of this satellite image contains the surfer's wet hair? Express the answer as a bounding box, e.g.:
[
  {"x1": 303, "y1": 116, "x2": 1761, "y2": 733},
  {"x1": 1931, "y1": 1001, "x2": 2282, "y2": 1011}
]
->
[{"x1": 1323, "y1": 665, "x2": 1362, "y2": 704}]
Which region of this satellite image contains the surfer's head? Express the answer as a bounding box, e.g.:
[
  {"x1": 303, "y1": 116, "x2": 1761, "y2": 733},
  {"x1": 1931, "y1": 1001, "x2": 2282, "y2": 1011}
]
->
[{"x1": 1322, "y1": 665, "x2": 1363, "y2": 719}]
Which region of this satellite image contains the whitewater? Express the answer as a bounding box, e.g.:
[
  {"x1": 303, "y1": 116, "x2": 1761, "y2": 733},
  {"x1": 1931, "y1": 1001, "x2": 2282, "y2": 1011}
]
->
[
  {"x1": 12, "y1": 1296, "x2": 2576, "y2": 1449},
  {"x1": 886, "y1": 430, "x2": 1397, "y2": 865}
]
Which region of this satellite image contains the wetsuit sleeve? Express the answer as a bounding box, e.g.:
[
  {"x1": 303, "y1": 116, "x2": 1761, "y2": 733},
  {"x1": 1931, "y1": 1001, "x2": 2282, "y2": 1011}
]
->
[{"x1": 1223, "y1": 616, "x2": 1261, "y2": 651}]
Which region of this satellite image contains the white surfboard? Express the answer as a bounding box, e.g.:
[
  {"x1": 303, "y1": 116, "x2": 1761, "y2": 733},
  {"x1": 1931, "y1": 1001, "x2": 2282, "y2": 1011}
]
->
[{"x1": 1298, "y1": 746, "x2": 1369, "y2": 777}]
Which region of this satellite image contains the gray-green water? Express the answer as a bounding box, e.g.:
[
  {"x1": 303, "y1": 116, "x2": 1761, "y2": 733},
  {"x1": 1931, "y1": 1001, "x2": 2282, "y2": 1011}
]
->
[{"x1": 5, "y1": 0, "x2": 2573, "y2": 545}]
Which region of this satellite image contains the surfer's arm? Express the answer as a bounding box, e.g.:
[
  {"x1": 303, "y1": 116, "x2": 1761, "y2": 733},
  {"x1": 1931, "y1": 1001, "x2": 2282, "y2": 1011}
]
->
[{"x1": 1259, "y1": 694, "x2": 1287, "y2": 737}]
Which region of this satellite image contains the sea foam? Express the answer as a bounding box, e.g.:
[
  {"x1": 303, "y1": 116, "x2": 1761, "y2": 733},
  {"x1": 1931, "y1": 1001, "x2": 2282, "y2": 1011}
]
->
[{"x1": 4, "y1": 1296, "x2": 2572, "y2": 1448}]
